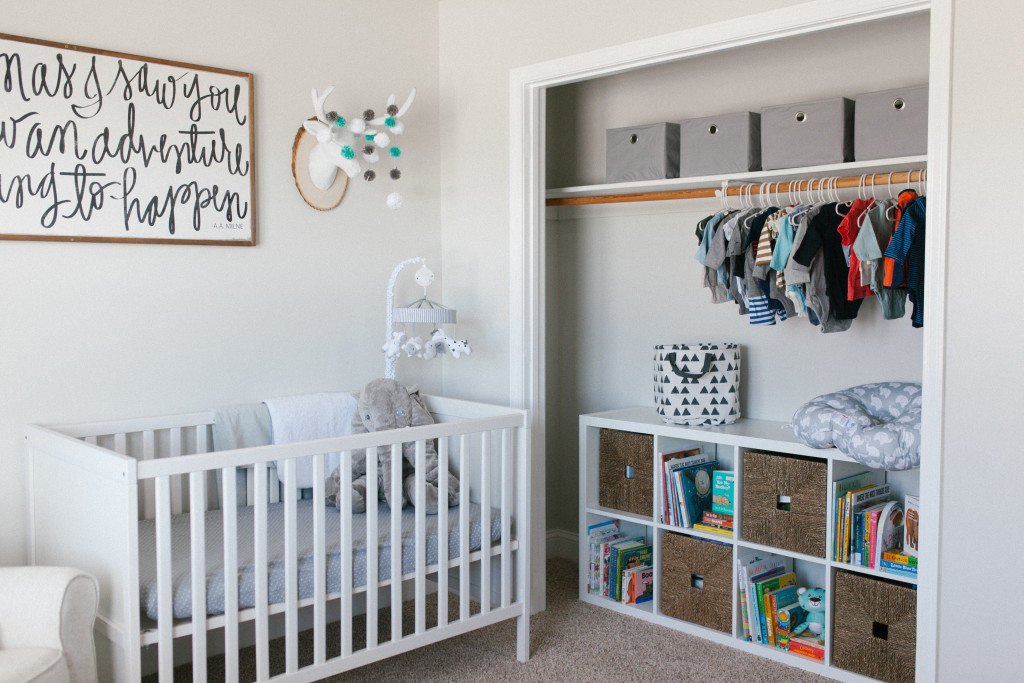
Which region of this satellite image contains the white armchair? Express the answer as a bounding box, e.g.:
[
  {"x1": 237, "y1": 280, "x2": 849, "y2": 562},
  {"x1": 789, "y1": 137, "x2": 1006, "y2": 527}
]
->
[{"x1": 0, "y1": 567, "x2": 99, "y2": 683}]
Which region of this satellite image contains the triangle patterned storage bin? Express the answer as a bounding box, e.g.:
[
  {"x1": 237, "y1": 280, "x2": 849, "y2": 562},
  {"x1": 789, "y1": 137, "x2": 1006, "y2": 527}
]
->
[{"x1": 653, "y1": 343, "x2": 741, "y2": 426}]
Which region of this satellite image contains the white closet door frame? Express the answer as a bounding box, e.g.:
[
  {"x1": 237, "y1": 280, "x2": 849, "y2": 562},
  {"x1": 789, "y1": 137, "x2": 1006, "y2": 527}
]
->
[{"x1": 508, "y1": 0, "x2": 951, "y2": 679}]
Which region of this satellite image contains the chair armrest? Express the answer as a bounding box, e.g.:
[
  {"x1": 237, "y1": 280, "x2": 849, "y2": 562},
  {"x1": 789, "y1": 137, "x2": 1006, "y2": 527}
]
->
[{"x1": 0, "y1": 567, "x2": 99, "y2": 683}]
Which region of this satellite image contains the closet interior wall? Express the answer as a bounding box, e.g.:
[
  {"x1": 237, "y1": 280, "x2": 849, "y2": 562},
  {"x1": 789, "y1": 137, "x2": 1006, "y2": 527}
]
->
[{"x1": 544, "y1": 13, "x2": 930, "y2": 539}]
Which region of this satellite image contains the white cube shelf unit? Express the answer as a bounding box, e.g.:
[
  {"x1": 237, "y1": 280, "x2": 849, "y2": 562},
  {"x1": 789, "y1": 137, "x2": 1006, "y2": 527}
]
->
[{"x1": 579, "y1": 407, "x2": 920, "y2": 683}]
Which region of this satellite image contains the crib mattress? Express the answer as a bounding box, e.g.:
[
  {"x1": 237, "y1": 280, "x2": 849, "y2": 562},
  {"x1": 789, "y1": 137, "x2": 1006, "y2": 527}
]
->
[{"x1": 138, "y1": 501, "x2": 498, "y2": 620}]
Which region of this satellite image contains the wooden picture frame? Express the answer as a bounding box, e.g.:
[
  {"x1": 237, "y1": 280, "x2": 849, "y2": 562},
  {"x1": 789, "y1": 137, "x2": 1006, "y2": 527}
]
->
[{"x1": 0, "y1": 33, "x2": 256, "y2": 245}]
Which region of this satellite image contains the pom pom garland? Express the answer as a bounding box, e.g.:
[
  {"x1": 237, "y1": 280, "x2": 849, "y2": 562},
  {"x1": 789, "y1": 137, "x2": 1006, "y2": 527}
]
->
[
  {"x1": 386, "y1": 104, "x2": 399, "y2": 116},
  {"x1": 363, "y1": 144, "x2": 376, "y2": 155},
  {"x1": 389, "y1": 147, "x2": 401, "y2": 158},
  {"x1": 385, "y1": 116, "x2": 396, "y2": 127},
  {"x1": 364, "y1": 170, "x2": 376, "y2": 181},
  {"x1": 390, "y1": 168, "x2": 402, "y2": 180},
  {"x1": 386, "y1": 192, "x2": 403, "y2": 209},
  {"x1": 363, "y1": 109, "x2": 375, "y2": 121}
]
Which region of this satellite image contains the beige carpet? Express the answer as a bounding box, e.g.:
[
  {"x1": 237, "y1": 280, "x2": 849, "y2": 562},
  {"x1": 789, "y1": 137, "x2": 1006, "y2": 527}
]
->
[{"x1": 149, "y1": 558, "x2": 829, "y2": 682}]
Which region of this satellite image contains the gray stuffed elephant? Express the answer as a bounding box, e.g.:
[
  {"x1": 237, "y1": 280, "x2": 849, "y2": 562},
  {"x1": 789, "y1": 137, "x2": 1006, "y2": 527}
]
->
[{"x1": 325, "y1": 378, "x2": 460, "y2": 513}]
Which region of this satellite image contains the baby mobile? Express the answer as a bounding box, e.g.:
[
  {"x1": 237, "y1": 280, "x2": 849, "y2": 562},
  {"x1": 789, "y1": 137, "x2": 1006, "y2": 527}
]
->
[
  {"x1": 382, "y1": 257, "x2": 471, "y2": 380},
  {"x1": 298, "y1": 85, "x2": 415, "y2": 209}
]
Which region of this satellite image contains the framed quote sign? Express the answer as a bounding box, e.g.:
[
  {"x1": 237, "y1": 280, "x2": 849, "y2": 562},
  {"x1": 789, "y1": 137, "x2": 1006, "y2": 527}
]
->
[{"x1": 0, "y1": 33, "x2": 256, "y2": 245}]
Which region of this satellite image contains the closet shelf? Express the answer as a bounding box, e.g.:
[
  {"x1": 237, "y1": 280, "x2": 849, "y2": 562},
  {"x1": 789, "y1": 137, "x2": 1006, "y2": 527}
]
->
[{"x1": 546, "y1": 155, "x2": 926, "y2": 206}]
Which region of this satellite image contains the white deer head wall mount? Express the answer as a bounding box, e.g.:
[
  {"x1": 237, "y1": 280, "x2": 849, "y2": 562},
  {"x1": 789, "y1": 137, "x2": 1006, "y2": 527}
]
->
[{"x1": 300, "y1": 86, "x2": 416, "y2": 209}]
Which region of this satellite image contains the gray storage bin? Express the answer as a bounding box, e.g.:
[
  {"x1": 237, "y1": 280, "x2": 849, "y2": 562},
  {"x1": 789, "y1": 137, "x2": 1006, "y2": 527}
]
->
[
  {"x1": 679, "y1": 111, "x2": 761, "y2": 176},
  {"x1": 605, "y1": 122, "x2": 680, "y2": 183},
  {"x1": 855, "y1": 85, "x2": 929, "y2": 161},
  {"x1": 761, "y1": 97, "x2": 854, "y2": 170}
]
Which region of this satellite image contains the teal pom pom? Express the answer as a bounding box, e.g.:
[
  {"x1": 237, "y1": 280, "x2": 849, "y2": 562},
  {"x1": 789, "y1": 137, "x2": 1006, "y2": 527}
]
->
[
  {"x1": 365, "y1": 134, "x2": 375, "y2": 141},
  {"x1": 341, "y1": 146, "x2": 355, "y2": 160},
  {"x1": 334, "y1": 116, "x2": 346, "y2": 128},
  {"x1": 385, "y1": 116, "x2": 396, "y2": 127},
  {"x1": 389, "y1": 146, "x2": 401, "y2": 158}
]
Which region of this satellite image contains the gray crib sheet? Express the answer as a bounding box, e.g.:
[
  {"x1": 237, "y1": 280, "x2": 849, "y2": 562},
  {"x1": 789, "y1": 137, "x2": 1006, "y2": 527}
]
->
[{"x1": 138, "y1": 501, "x2": 499, "y2": 621}]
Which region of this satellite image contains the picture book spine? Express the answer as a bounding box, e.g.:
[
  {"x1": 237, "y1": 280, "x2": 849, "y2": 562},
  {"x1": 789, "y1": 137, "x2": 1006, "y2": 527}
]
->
[
  {"x1": 788, "y1": 638, "x2": 824, "y2": 661},
  {"x1": 882, "y1": 550, "x2": 918, "y2": 566},
  {"x1": 739, "y1": 583, "x2": 752, "y2": 641},
  {"x1": 880, "y1": 559, "x2": 918, "y2": 575},
  {"x1": 868, "y1": 510, "x2": 881, "y2": 569}
]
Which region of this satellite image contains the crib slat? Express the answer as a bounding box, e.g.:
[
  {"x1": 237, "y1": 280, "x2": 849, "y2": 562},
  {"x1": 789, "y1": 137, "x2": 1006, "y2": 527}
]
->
[
  {"x1": 390, "y1": 443, "x2": 402, "y2": 643},
  {"x1": 414, "y1": 440, "x2": 426, "y2": 635},
  {"x1": 283, "y1": 458, "x2": 298, "y2": 674},
  {"x1": 340, "y1": 450, "x2": 353, "y2": 657},
  {"x1": 166, "y1": 432, "x2": 185, "y2": 511},
  {"x1": 437, "y1": 437, "x2": 449, "y2": 627},
  {"x1": 142, "y1": 430, "x2": 155, "y2": 520},
  {"x1": 459, "y1": 434, "x2": 470, "y2": 621},
  {"x1": 189, "y1": 472, "x2": 207, "y2": 682},
  {"x1": 171, "y1": 429, "x2": 186, "y2": 514},
  {"x1": 198, "y1": 428, "x2": 212, "y2": 510},
  {"x1": 222, "y1": 466, "x2": 239, "y2": 683},
  {"x1": 253, "y1": 461, "x2": 270, "y2": 681},
  {"x1": 155, "y1": 476, "x2": 174, "y2": 682},
  {"x1": 366, "y1": 446, "x2": 379, "y2": 650},
  {"x1": 480, "y1": 431, "x2": 491, "y2": 614},
  {"x1": 501, "y1": 428, "x2": 512, "y2": 608},
  {"x1": 313, "y1": 453, "x2": 326, "y2": 666}
]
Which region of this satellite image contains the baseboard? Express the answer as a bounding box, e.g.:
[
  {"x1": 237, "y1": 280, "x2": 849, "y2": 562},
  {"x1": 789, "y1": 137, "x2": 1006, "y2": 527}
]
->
[{"x1": 546, "y1": 528, "x2": 578, "y2": 561}]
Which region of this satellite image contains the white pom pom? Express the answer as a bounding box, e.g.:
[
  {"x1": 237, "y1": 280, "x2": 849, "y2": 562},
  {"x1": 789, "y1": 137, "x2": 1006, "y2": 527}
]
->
[
  {"x1": 374, "y1": 131, "x2": 391, "y2": 148},
  {"x1": 350, "y1": 118, "x2": 366, "y2": 134},
  {"x1": 386, "y1": 192, "x2": 403, "y2": 209}
]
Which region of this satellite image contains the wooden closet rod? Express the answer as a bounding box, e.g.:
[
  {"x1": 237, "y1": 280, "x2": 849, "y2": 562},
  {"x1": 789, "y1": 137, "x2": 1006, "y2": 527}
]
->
[{"x1": 546, "y1": 169, "x2": 927, "y2": 207}]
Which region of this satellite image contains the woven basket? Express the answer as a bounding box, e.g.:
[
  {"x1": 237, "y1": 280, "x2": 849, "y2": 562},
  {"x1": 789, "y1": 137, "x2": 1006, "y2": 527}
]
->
[
  {"x1": 741, "y1": 450, "x2": 827, "y2": 557},
  {"x1": 660, "y1": 533, "x2": 732, "y2": 633},
  {"x1": 833, "y1": 571, "x2": 917, "y2": 683},
  {"x1": 598, "y1": 429, "x2": 653, "y2": 516}
]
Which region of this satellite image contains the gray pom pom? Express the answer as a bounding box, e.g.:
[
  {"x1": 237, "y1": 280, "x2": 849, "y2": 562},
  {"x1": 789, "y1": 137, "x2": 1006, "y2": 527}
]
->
[
  {"x1": 364, "y1": 170, "x2": 376, "y2": 182},
  {"x1": 325, "y1": 110, "x2": 338, "y2": 124},
  {"x1": 363, "y1": 109, "x2": 375, "y2": 121},
  {"x1": 390, "y1": 168, "x2": 402, "y2": 180},
  {"x1": 386, "y1": 104, "x2": 399, "y2": 116},
  {"x1": 363, "y1": 144, "x2": 375, "y2": 155}
]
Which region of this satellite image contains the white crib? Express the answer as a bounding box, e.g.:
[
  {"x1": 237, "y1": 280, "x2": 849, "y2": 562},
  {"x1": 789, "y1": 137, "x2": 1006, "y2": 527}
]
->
[{"x1": 25, "y1": 394, "x2": 530, "y2": 682}]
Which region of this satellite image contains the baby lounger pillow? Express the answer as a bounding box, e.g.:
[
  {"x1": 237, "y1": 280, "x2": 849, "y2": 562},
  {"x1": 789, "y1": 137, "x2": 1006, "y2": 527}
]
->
[{"x1": 791, "y1": 382, "x2": 923, "y2": 470}]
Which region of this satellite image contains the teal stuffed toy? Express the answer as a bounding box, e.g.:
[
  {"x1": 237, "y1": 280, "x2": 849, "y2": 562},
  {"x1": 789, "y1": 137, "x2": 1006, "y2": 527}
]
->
[{"x1": 791, "y1": 587, "x2": 826, "y2": 644}]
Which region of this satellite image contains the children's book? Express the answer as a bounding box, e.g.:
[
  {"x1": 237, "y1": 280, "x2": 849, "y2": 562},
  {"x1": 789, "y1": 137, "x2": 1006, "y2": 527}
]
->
[
  {"x1": 755, "y1": 572, "x2": 797, "y2": 647},
  {"x1": 850, "y1": 485, "x2": 892, "y2": 565},
  {"x1": 618, "y1": 543, "x2": 653, "y2": 600},
  {"x1": 608, "y1": 537, "x2": 647, "y2": 601},
  {"x1": 879, "y1": 559, "x2": 918, "y2": 577},
  {"x1": 692, "y1": 522, "x2": 733, "y2": 537},
  {"x1": 873, "y1": 500, "x2": 904, "y2": 567},
  {"x1": 776, "y1": 601, "x2": 805, "y2": 650},
  {"x1": 904, "y1": 493, "x2": 920, "y2": 558},
  {"x1": 766, "y1": 584, "x2": 800, "y2": 648},
  {"x1": 702, "y1": 510, "x2": 734, "y2": 528},
  {"x1": 857, "y1": 501, "x2": 888, "y2": 568},
  {"x1": 711, "y1": 470, "x2": 735, "y2": 515},
  {"x1": 741, "y1": 555, "x2": 792, "y2": 645},
  {"x1": 621, "y1": 565, "x2": 654, "y2": 604},
  {"x1": 832, "y1": 471, "x2": 883, "y2": 561},
  {"x1": 676, "y1": 460, "x2": 718, "y2": 528},
  {"x1": 586, "y1": 520, "x2": 620, "y2": 593},
  {"x1": 788, "y1": 633, "x2": 825, "y2": 661},
  {"x1": 882, "y1": 550, "x2": 918, "y2": 567},
  {"x1": 661, "y1": 449, "x2": 705, "y2": 525}
]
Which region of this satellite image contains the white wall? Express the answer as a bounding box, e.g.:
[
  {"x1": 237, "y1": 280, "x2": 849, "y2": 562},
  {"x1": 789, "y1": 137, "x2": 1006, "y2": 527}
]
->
[
  {"x1": 437, "y1": 0, "x2": 808, "y2": 559},
  {"x1": 937, "y1": 1, "x2": 1024, "y2": 678},
  {"x1": 0, "y1": 0, "x2": 443, "y2": 565}
]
